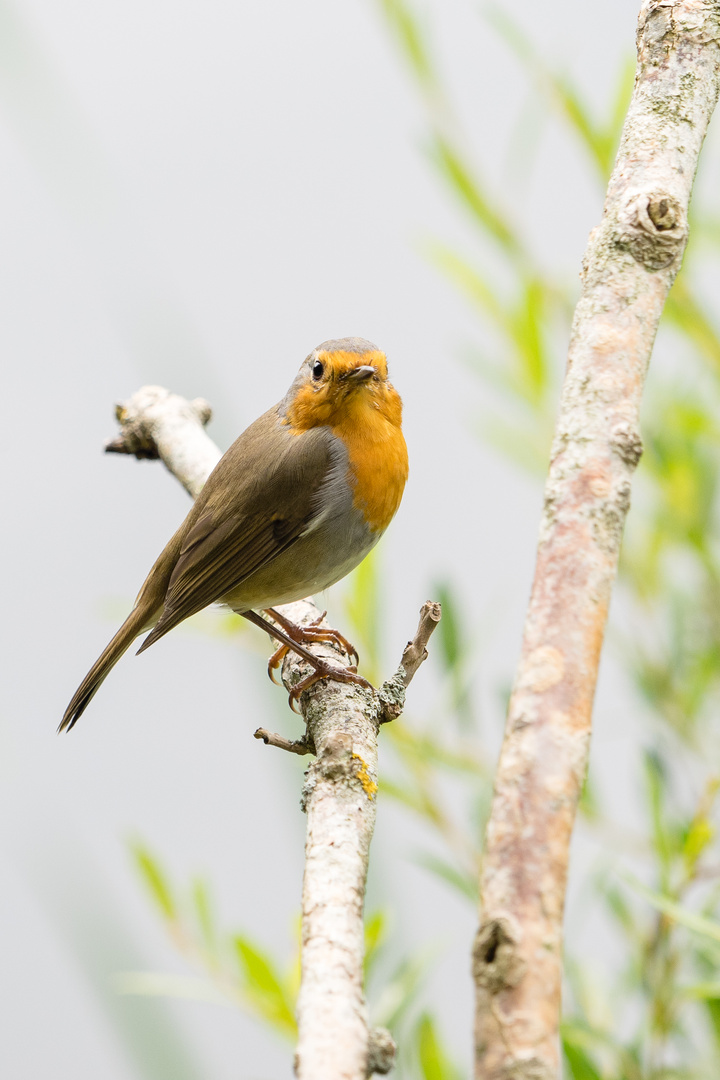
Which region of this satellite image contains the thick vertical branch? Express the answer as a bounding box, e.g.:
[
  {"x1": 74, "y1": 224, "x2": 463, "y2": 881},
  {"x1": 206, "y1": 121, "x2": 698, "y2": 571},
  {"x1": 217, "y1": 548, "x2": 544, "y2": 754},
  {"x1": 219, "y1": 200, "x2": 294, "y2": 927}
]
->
[
  {"x1": 474, "y1": 4, "x2": 720, "y2": 1079},
  {"x1": 105, "y1": 389, "x2": 438, "y2": 1080}
]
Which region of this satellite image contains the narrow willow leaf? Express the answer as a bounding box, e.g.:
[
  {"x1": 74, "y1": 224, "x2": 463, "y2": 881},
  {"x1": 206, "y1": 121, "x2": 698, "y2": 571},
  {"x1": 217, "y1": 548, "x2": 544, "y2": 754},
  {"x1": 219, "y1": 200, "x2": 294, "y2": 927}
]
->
[
  {"x1": 342, "y1": 546, "x2": 381, "y2": 679},
  {"x1": 364, "y1": 910, "x2": 387, "y2": 980},
  {"x1": 378, "y1": 0, "x2": 436, "y2": 88},
  {"x1": 413, "y1": 852, "x2": 478, "y2": 902},
  {"x1": 562, "y1": 1036, "x2": 603, "y2": 1080},
  {"x1": 416, "y1": 1013, "x2": 461, "y2": 1080},
  {"x1": 373, "y1": 952, "x2": 432, "y2": 1030},
  {"x1": 622, "y1": 875, "x2": 720, "y2": 946},
  {"x1": 191, "y1": 877, "x2": 217, "y2": 963},
  {"x1": 115, "y1": 971, "x2": 229, "y2": 1005},
  {"x1": 429, "y1": 135, "x2": 521, "y2": 257},
  {"x1": 233, "y1": 935, "x2": 297, "y2": 1037},
  {"x1": 130, "y1": 842, "x2": 176, "y2": 921}
]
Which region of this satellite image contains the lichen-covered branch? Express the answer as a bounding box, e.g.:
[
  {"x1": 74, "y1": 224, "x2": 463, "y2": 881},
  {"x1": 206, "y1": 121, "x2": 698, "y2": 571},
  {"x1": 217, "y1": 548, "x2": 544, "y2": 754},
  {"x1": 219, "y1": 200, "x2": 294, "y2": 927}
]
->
[
  {"x1": 266, "y1": 601, "x2": 439, "y2": 1080},
  {"x1": 473, "y1": 5, "x2": 720, "y2": 1079},
  {"x1": 106, "y1": 385, "x2": 439, "y2": 1080}
]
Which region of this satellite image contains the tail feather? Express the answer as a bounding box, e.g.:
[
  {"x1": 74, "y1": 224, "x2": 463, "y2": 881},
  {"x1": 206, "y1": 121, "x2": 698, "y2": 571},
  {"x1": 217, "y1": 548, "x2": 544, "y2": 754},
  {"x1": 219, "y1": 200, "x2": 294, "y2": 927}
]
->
[{"x1": 59, "y1": 605, "x2": 156, "y2": 733}]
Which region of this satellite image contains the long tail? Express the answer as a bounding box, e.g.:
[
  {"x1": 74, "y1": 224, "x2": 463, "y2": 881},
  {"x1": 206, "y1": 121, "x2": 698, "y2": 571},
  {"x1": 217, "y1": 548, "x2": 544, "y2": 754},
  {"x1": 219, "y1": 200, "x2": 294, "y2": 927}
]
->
[
  {"x1": 59, "y1": 604, "x2": 157, "y2": 733},
  {"x1": 60, "y1": 521, "x2": 188, "y2": 733}
]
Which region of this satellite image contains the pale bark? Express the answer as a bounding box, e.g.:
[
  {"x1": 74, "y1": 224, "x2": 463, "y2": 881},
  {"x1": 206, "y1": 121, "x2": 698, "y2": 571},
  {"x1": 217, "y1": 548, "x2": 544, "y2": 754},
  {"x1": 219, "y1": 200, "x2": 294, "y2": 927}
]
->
[
  {"x1": 106, "y1": 387, "x2": 439, "y2": 1079},
  {"x1": 473, "y1": 4, "x2": 720, "y2": 1079}
]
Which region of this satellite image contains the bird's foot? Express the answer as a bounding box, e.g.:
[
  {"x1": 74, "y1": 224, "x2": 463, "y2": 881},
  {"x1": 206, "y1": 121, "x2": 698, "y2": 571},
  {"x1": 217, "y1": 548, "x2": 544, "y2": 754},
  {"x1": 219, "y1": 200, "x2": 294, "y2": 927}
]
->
[
  {"x1": 264, "y1": 608, "x2": 359, "y2": 685},
  {"x1": 287, "y1": 662, "x2": 372, "y2": 714}
]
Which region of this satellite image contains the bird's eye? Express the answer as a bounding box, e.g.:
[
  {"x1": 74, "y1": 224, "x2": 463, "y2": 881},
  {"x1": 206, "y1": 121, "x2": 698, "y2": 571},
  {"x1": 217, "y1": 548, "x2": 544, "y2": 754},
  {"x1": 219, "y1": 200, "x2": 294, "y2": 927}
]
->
[{"x1": 312, "y1": 360, "x2": 324, "y2": 380}]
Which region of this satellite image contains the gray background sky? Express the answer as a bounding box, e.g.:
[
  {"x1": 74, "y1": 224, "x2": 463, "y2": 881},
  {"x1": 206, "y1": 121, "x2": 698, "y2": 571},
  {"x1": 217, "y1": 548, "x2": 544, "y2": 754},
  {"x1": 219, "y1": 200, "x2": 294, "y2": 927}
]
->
[{"x1": 0, "y1": 1, "x2": 655, "y2": 1077}]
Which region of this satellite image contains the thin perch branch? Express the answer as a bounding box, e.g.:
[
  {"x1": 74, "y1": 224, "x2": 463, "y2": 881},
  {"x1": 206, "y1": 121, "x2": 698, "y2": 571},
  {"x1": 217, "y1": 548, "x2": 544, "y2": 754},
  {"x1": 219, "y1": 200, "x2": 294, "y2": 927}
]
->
[
  {"x1": 101, "y1": 386, "x2": 438, "y2": 1080},
  {"x1": 473, "y1": 4, "x2": 720, "y2": 1078}
]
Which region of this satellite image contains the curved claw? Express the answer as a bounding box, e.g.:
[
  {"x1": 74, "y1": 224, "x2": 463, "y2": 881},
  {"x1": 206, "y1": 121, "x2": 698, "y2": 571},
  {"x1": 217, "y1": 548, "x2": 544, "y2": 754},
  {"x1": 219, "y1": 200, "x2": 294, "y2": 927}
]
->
[
  {"x1": 267, "y1": 642, "x2": 289, "y2": 685},
  {"x1": 286, "y1": 663, "x2": 374, "y2": 711}
]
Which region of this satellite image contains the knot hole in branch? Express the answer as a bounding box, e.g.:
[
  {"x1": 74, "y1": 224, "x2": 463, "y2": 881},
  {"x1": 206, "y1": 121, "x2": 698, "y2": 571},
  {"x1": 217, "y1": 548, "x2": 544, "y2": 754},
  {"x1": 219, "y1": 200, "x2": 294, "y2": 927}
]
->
[
  {"x1": 472, "y1": 917, "x2": 526, "y2": 994},
  {"x1": 614, "y1": 189, "x2": 687, "y2": 271}
]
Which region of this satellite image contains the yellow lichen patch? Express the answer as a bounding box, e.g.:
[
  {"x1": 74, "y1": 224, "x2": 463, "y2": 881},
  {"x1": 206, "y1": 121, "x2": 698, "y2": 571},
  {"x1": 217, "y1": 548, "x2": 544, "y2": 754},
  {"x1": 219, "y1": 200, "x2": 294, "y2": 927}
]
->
[{"x1": 352, "y1": 753, "x2": 378, "y2": 798}]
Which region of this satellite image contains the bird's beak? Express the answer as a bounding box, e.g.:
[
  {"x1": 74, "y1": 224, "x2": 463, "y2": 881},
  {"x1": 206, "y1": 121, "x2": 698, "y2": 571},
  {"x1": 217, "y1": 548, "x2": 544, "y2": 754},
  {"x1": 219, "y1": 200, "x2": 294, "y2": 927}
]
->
[{"x1": 345, "y1": 365, "x2": 377, "y2": 383}]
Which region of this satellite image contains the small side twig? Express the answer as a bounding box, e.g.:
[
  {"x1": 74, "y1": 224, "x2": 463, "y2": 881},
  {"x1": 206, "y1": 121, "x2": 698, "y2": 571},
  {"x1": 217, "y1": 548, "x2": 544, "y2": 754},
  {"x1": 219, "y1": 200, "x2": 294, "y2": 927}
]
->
[
  {"x1": 253, "y1": 728, "x2": 314, "y2": 756},
  {"x1": 378, "y1": 600, "x2": 442, "y2": 723}
]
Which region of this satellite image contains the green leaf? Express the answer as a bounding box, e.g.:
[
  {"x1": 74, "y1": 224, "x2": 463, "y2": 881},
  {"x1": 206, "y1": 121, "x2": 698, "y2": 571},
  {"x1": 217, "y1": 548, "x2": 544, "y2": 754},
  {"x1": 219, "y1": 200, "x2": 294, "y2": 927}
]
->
[
  {"x1": 682, "y1": 981, "x2": 720, "y2": 999},
  {"x1": 412, "y1": 851, "x2": 478, "y2": 902},
  {"x1": 664, "y1": 279, "x2": 720, "y2": 373},
  {"x1": 487, "y1": 7, "x2": 632, "y2": 179},
  {"x1": 377, "y1": 0, "x2": 436, "y2": 89},
  {"x1": 373, "y1": 951, "x2": 432, "y2": 1030},
  {"x1": 114, "y1": 971, "x2": 229, "y2": 1006},
  {"x1": 191, "y1": 877, "x2": 217, "y2": 963},
  {"x1": 431, "y1": 580, "x2": 474, "y2": 729},
  {"x1": 644, "y1": 751, "x2": 673, "y2": 885},
  {"x1": 343, "y1": 546, "x2": 381, "y2": 679},
  {"x1": 428, "y1": 135, "x2": 521, "y2": 258},
  {"x1": 416, "y1": 1013, "x2": 461, "y2": 1080},
  {"x1": 232, "y1": 935, "x2": 297, "y2": 1037},
  {"x1": 622, "y1": 875, "x2": 720, "y2": 946},
  {"x1": 364, "y1": 910, "x2": 387, "y2": 981},
  {"x1": 562, "y1": 1039, "x2": 603, "y2": 1080},
  {"x1": 130, "y1": 842, "x2": 176, "y2": 921}
]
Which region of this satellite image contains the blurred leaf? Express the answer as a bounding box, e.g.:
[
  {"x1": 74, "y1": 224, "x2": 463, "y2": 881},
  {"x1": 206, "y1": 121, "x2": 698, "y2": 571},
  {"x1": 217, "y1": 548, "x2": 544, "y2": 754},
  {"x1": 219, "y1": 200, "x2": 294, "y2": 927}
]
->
[
  {"x1": 682, "y1": 818, "x2": 715, "y2": 876},
  {"x1": 602, "y1": 881, "x2": 639, "y2": 938},
  {"x1": 428, "y1": 135, "x2": 521, "y2": 258},
  {"x1": 131, "y1": 843, "x2": 176, "y2": 922},
  {"x1": 562, "y1": 1031, "x2": 603, "y2": 1080},
  {"x1": 191, "y1": 877, "x2": 217, "y2": 965},
  {"x1": 416, "y1": 1013, "x2": 461, "y2": 1080},
  {"x1": 432, "y1": 580, "x2": 473, "y2": 728},
  {"x1": 644, "y1": 751, "x2": 673, "y2": 885},
  {"x1": 115, "y1": 972, "x2": 229, "y2": 1006},
  {"x1": 623, "y1": 876, "x2": 720, "y2": 947},
  {"x1": 412, "y1": 852, "x2": 478, "y2": 902},
  {"x1": 364, "y1": 910, "x2": 387, "y2": 981},
  {"x1": 373, "y1": 951, "x2": 433, "y2": 1030},
  {"x1": 377, "y1": 0, "x2": 436, "y2": 89},
  {"x1": 232, "y1": 935, "x2": 297, "y2": 1037},
  {"x1": 682, "y1": 981, "x2": 720, "y2": 999},
  {"x1": 665, "y1": 279, "x2": 720, "y2": 373},
  {"x1": 343, "y1": 546, "x2": 381, "y2": 680},
  {"x1": 704, "y1": 997, "x2": 720, "y2": 1052},
  {"x1": 487, "y1": 6, "x2": 633, "y2": 178},
  {"x1": 578, "y1": 773, "x2": 601, "y2": 822}
]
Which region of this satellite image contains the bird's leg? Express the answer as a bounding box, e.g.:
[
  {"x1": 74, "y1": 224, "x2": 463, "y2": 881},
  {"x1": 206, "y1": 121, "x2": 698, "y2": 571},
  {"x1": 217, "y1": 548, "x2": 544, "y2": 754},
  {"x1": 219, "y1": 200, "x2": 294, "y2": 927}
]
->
[
  {"x1": 263, "y1": 606, "x2": 359, "y2": 682},
  {"x1": 241, "y1": 609, "x2": 370, "y2": 713}
]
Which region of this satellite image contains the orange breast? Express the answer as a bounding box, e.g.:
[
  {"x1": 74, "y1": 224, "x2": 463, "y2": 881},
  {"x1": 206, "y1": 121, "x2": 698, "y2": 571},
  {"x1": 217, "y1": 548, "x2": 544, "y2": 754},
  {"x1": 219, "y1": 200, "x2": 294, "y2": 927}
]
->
[
  {"x1": 286, "y1": 377, "x2": 408, "y2": 534},
  {"x1": 330, "y1": 401, "x2": 408, "y2": 533}
]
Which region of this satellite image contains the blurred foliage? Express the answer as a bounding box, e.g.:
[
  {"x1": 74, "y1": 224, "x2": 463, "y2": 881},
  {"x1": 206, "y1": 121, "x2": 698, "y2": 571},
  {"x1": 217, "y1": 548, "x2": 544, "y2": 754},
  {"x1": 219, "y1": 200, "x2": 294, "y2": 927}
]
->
[{"x1": 126, "y1": 4, "x2": 720, "y2": 1078}]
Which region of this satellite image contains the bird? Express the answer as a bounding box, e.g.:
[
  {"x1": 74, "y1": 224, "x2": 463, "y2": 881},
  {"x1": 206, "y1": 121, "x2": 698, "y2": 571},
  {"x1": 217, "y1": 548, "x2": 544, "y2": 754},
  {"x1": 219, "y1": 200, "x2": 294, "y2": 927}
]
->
[{"x1": 60, "y1": 337, "x2": 408, "y2": 732}]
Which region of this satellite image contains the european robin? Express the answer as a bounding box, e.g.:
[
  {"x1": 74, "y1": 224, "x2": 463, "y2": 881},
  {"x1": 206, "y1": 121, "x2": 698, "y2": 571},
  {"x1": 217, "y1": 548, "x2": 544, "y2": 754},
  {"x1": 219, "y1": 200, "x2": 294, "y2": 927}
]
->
[{"x1": 60, "y1": 337, "x2": 408, "y2": 731}]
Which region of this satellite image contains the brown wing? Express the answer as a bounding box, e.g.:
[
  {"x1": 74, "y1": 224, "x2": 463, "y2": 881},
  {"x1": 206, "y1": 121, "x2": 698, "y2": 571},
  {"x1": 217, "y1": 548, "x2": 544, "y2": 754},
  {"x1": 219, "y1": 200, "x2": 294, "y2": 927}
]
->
[{"x1": 138, "y1": 411, "x2": 333, "y2": 651}]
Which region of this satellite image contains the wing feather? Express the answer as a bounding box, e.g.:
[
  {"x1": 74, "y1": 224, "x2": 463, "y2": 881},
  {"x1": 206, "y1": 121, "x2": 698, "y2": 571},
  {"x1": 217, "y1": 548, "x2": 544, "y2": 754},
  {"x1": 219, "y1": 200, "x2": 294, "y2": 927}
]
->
[{"x1": 138, "y1": 416, "x2": 334, "y2": 651}]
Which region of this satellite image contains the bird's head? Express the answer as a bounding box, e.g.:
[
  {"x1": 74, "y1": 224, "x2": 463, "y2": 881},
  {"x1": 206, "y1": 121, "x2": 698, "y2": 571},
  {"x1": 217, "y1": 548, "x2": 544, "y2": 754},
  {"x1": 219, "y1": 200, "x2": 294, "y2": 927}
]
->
[{"x1": 282, "y1": 337, "x2": 402, "y2": 432}]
